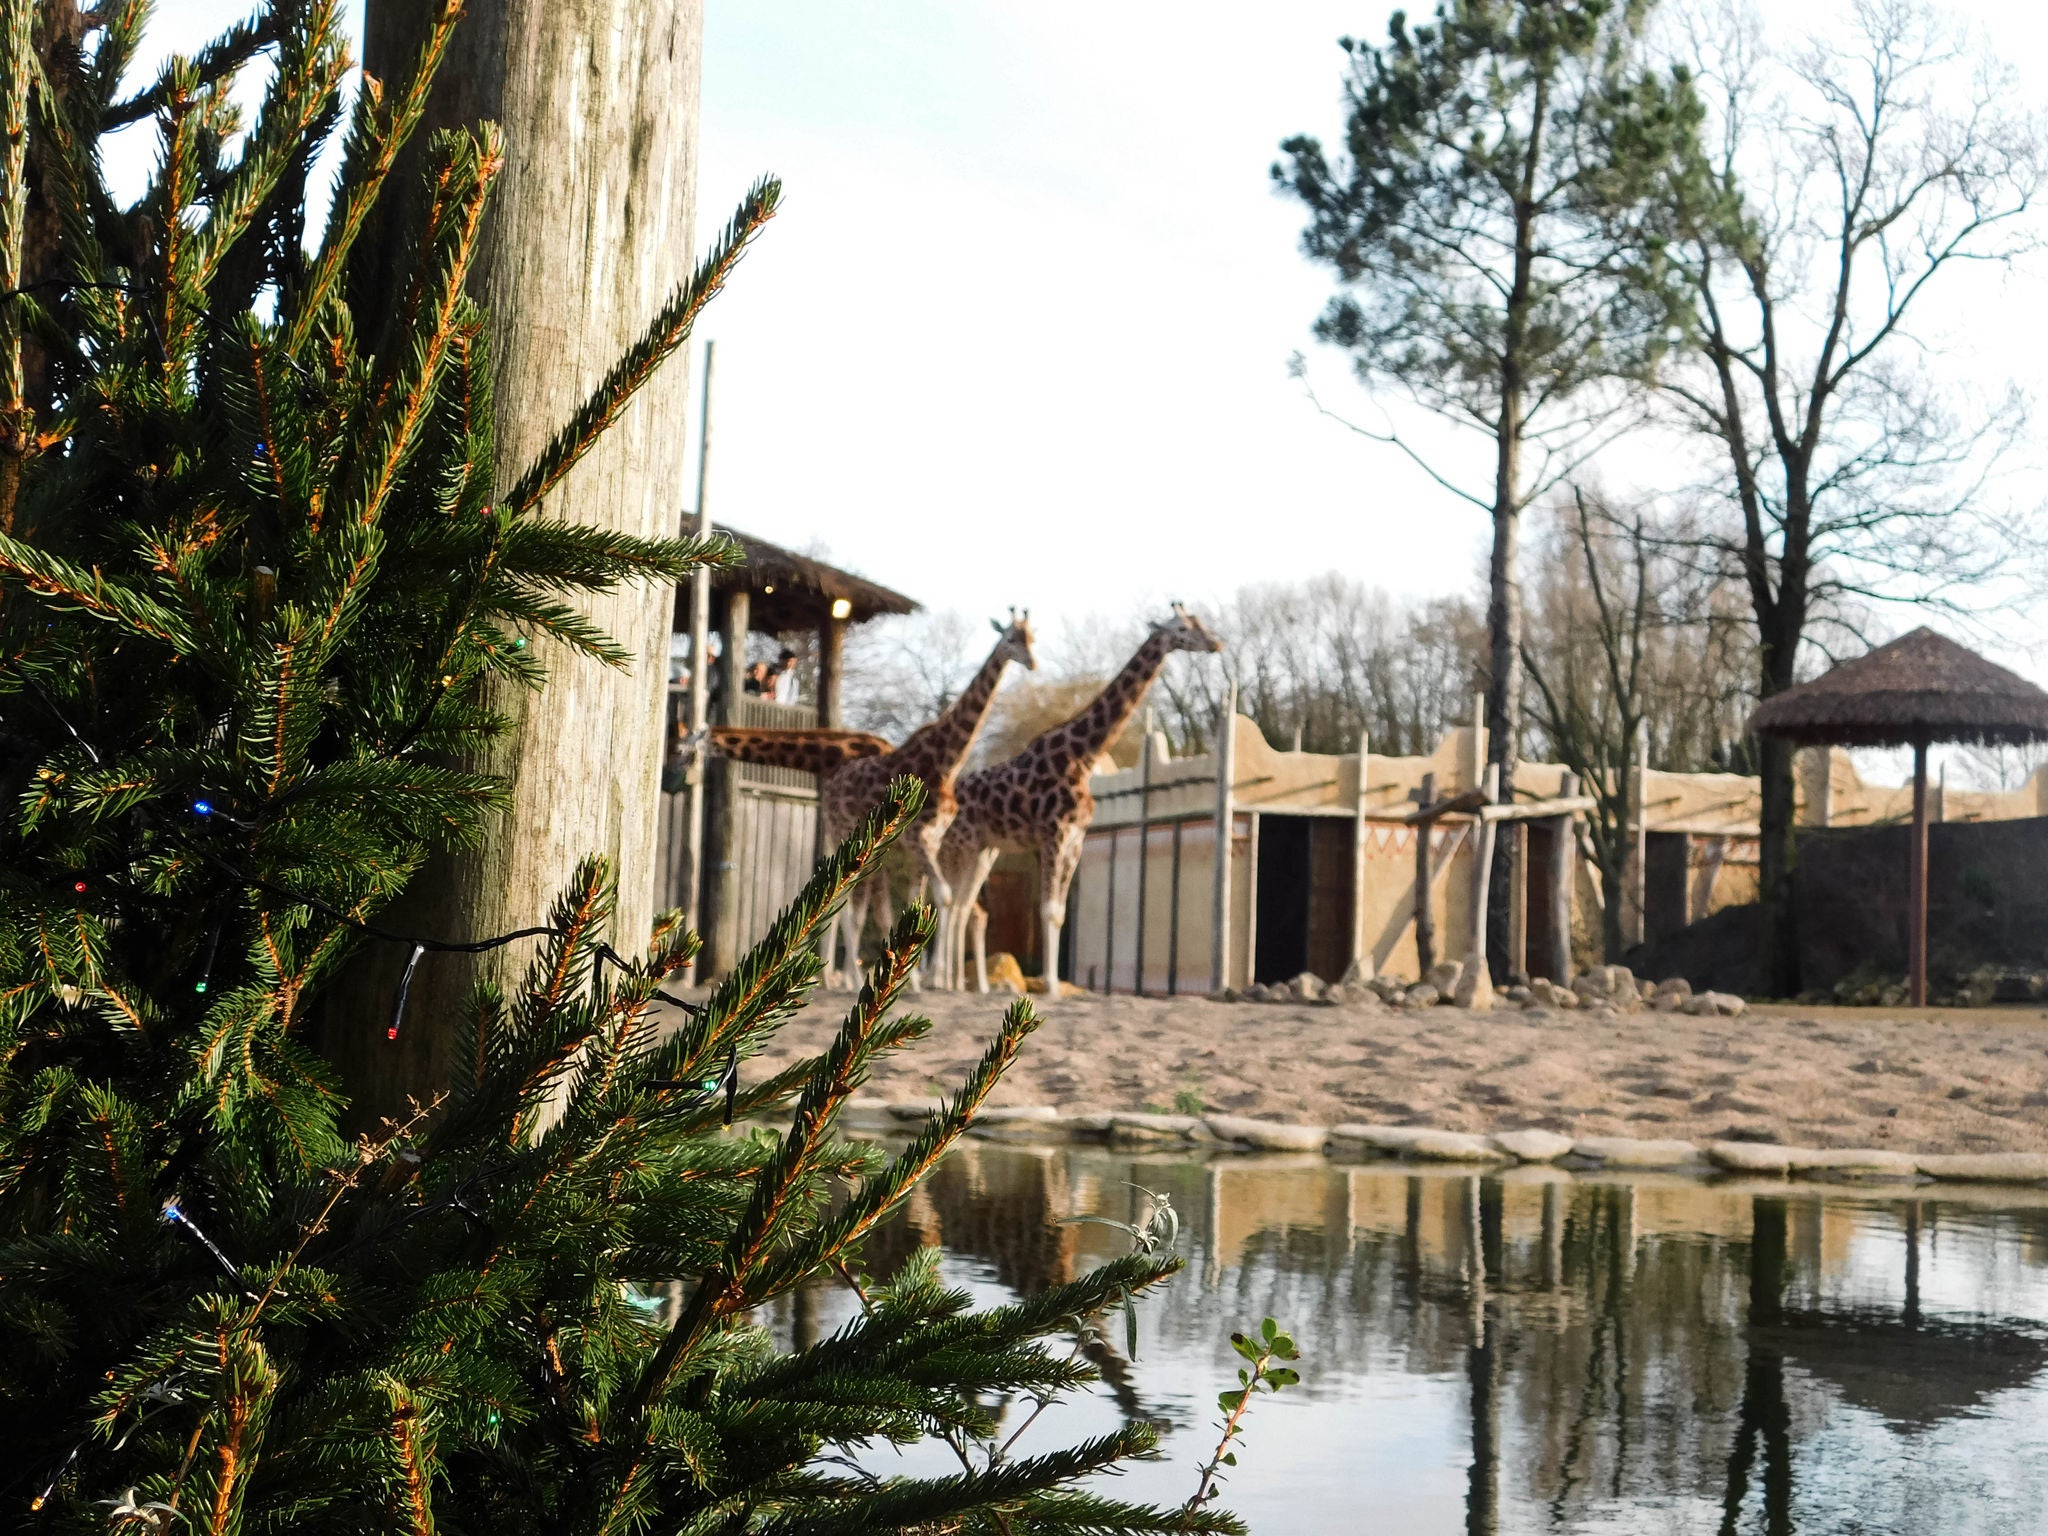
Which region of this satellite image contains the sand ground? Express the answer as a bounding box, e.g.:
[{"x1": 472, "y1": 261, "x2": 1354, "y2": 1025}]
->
[{"x1": 729, "y1": 988, "x2": 2048, "y2": 1156}]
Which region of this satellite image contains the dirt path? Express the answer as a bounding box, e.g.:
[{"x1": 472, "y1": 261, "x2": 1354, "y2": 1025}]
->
[{"x1": 728, "y1": 989, "x2": 2048, "y2": 1156}]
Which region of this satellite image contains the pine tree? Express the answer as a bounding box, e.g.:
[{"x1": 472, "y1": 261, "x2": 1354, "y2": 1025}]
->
[{"x1": 0, "y1": 4, "x2": 1231, "y2": 1530}]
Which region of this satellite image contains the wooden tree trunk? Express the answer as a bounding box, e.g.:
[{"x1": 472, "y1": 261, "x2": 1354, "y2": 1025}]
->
[{"x1": 331, "y1": 0, "x2": 703, "y2": 1121}]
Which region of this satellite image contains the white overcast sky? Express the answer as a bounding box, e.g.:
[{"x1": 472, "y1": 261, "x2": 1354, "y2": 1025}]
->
[{"x1": 112, "y1": 1, "x2": 2048, "y2": 729}]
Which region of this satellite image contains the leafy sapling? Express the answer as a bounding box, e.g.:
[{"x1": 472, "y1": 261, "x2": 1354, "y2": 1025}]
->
[{"x1": 1183, "y1": 1318, "x2": 1301, "y2": 1525}]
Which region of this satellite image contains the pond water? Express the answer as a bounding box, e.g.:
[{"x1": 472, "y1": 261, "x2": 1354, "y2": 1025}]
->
[{"x1": 757, "y1": 1142, "x2": 2048, "y2": 1535}]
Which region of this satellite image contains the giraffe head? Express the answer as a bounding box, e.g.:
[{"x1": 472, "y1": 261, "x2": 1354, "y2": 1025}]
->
[
  {"x1": 1152, "y1": 602, "x2": 1224, "y2": 655},
  {"x1": 988, "y1": 607, "x2": 1038, "y2": 671}
]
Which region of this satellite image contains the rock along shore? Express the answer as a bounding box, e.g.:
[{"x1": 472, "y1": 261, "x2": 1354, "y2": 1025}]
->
[{"x1": 834, "y1": 1101, "x2": 2048, "y2": 1187}]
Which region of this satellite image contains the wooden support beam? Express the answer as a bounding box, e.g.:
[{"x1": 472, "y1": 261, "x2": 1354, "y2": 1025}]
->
[
  {"x1": 1910, "y1": 741, "x2": 1929, "y2": 1007},
  {"x1": 817, "y1": 613, "x2": 846, "y2": 728},
  {"x1": 1467, "y1": 764, "x2": 1499, "y2": 969},
  {"x1": 1404, "y1": 785, "x2": 1487, "y2": 825},
  {"x1": 1406, "y1": 791, "x2": 1593, "y2": 827},
  {"x1": 1479, "y1": 794, "x2": 1596, "y2": 823},
  {"x1": 1210, "y1": 682, "x2": 1237, "y2": 994},
  {"x1": 1351, "y1": 730, "x2": 1371, "y2": 979},
  {"x1": 704, "y1": 582, "x2": 750, "y2": 976},
  {"x1": 1133, "y1": 708, "x2": 1153, "y2": 996},
  {"x1": 1412, "y1": 771, "x2": 1436, "y2": 977},
  {"x1": 1508, "y1": 821, "x2": 1528, "y2": 981}
]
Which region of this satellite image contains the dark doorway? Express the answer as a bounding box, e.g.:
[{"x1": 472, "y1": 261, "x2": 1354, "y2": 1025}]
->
[
  {"x1": 1525, "y1": 825, "x2": 1559, "y2": 980},
  {"x1": 1254, "y1": 815, "x2": 1355, "y2": 984},
  {"x1": 1645, "y1": 833, "x2": 1691, "y2": 946}
]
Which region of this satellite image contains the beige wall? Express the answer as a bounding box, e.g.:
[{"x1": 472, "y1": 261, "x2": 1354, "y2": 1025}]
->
[{"x1": 1061, "y1": 714, "x2": 2048, "y2": 993}]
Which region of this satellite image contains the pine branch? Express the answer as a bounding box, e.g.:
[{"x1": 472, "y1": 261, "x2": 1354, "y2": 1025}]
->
[
  {"x1": 750, "y1": 996, "x2": 1038, "y2": 1302},
  {"x1": 499, "y1": 179, "x2": 781, "y2": 518},
  {"x1": 104, "y1": 7, "x2": 283, "y2": 129},
  {"x1": 662, "y1": 776, "x2": 925, "y2": 1082},
  {"x1": 625, "y1": 900, "x2": 929, "y2": 1422},
  {"x1": 0, "y1": 531, "x2": 197, "y2": 647},
  {"x1": 286, "y1": 0, "x2": 464, "y2": 352}
]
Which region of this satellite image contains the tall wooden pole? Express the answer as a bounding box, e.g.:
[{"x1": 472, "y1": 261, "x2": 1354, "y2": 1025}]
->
[
  {"x1": 1209, "y1": 681, "x2": 1238, "y2": 994},
  {"x1": 682, "y1": 341, "x2": 715, "y2": 976},
  {"x1": 705, "y1": 585, "x2": 750, "y2": 976},
  {"x1": 1467, "y1": 764, "x2": 1499, "y2": 967},
  {"x1": 1102, "y1": 828, "x2": 1118, "y2": 994},
  {"x1": 1909, "y1": 740, "x2": 1929, "y2": 1007},
  {"x1": 816, "y1": 612, "x2": 846, "y2": 727},
  {"x1": 339, "y1": 0, "x2": 703, "y2": 1120}
]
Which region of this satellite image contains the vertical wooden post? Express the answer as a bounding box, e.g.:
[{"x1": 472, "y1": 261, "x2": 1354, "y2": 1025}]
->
[
  {"x1": 681, "y1": 341, "x2": 715, "y2": 973},
  {"x1": 1622, "y1": 719, "x2": 1648, "y2": 949},
  {"x1": 1507, "y1": 821, "x2": 1528, "y2": 981},
  {"x1": 1243, "y1": 813, "x2": 1261, "y2": 987},
  {"x1": 1351, "y1": 730, "x2": 1372, "y2": 978},
  {"x1": 817, "y1": 610, "x2": 846, "y2": 728},
  {"x1": 1210, "y1": 682, "x2": 1238, "y2": 994},
  {"x1": 1547, "y1": 771, "x2": 1577, "y2": 983},
  {"x1": 704, "y1": 584, "x2": 749, "y2": 976},
  {"x1": 1103, "y1": 828, "x2": 1119, "y2": 995},
  {"x1": 1468, "y1": 764, "x2": 1499, "y2": 968},
  {"x1": 1910, "y1": 740, "x2": 1929, "y2": 1007},
  {"x1": 1167, "y1": 819, "x2": 1183, "y2": 996},
  {"x1": 1133, "y1": 707, "x2": 1153, "y2": 996},
  {"x1": 1413, "y1": 771, "x2": 1437, "y2": 978}
]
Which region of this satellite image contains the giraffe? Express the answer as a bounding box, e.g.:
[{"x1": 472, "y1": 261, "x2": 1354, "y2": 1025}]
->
[
  {"x1": 708, "y1": 612, "x2": 1036, "y2": 983},
  {"x1": 935, "y1": 605, "x2": 1223, "y2": 993}
]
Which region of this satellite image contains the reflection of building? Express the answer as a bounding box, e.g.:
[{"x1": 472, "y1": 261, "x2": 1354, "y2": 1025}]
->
[
  {"x1": 1054, "y1": 711, "x2": 2048, "y2": 991},
  {"x1": 865, "y1": 1143, "x2": 2048, "y2": 1533}
]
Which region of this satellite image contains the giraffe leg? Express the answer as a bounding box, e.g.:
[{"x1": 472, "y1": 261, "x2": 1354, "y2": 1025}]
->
[
  {"x1": 898, "y1": 877, "x2": 922, "y2": 994},
  {"x1": 971, "y1": 900, "x2": 989, "y2": 993},
  {"x1": 835, "y1": 886, "x2": 871, "y2": 991},
  {"x1": 932, "y1": 841, "x2": 974, "y2": 991},
  {"x1": 866, "y1": 878, "x2": 899, "y2": 991},
  {"x1": 1039, "y1": 826, "x2": 1085, "y2": 998},
  {"x1": 958, "y1": 848, "x2": 999, "y2": 994}
]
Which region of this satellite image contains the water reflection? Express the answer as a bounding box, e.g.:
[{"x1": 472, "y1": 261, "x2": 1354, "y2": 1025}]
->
[{"x1": 763, "y1": 1146, "x2": 2048, "y2": 1534}]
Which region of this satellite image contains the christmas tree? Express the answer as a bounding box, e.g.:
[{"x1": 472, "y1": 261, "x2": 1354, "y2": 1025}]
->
[{"x1": 0, "y1": 2, "x2": 1227, "y2": 1530}]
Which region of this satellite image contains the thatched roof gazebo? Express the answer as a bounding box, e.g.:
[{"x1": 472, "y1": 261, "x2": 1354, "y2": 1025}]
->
[{"x1": 1749, "y1": 628, "x2": 2048, "y2": 1005}]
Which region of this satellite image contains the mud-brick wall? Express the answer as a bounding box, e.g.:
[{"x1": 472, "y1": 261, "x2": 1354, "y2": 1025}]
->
[{"x1": 1793, "y1": 815, "x2": 2048, "y2": 988}]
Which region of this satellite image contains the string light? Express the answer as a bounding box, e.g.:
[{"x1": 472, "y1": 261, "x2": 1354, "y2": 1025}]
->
[
  {"x1": 388, "y1": 943, "x2": 426, "y2": 1041},
  {"x1": 160, "y1": 1197, "x2": 247, "y2": 1289},
  {"x1": 16, "y1": 680, "x2": 706, "y2": 1036},
  {"x1": 195, "y1": 920, "x2": 223, "y2": 995}
]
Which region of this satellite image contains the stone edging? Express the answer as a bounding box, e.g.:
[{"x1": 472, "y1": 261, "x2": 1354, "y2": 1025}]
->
[{"x1": 838, "y1": 1101, "x2": 2048, "y2": 1186}]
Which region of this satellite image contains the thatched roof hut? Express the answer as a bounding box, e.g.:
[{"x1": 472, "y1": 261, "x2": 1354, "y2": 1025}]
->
[
  {"x1": 1749, "y1": 627, "x2": 2048, "y2": 748},
  {"x1": 1750, "y1": 627, "x2": 2048, "y2": 1005}
]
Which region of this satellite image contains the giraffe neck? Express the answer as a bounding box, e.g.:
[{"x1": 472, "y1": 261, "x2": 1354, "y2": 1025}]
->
[
  {"x1": 1034, "y1": 633, "x2": 1171, "y2": 776},
  {"x1": 891, "y1": 637, "x2": 1012, "y2": 778}
]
